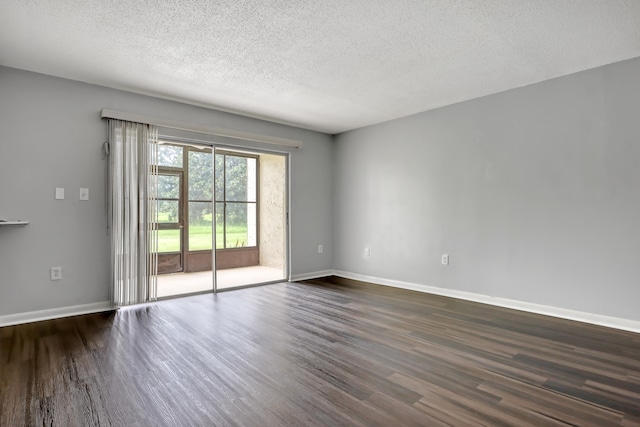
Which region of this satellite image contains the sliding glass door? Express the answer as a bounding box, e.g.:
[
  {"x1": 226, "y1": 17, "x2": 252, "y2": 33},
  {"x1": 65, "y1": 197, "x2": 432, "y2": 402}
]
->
[
  {"x1": 214, "y1": 148, "x2": 287, "y2": 290},
  {"x1": 154, "y1": 142, "x2": 215, "y2": 297},
  {"x1": 154, "y1": 140, "x2": 288, "y2": 297}
]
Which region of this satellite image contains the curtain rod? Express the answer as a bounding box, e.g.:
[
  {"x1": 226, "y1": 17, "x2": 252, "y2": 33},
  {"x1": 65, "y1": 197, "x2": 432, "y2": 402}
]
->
[{"x1": 100, "y1": 109, "x2": 303, "y2": 149}]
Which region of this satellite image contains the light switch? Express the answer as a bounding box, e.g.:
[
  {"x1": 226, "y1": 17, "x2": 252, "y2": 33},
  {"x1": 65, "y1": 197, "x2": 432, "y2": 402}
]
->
[
  {"x1": 80, "y1": 188, "x2": 89, "y2": 201},
  {"x1": 442, "y1": 254, "x2": 449, "y2": 265},
  {"x1": 55, "y1": 188, "x2": 65, "y2": 200}
]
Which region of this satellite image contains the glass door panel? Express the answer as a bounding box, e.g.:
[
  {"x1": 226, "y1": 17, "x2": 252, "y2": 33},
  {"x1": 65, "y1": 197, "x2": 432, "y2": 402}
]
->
[
  {"x1": 215, "y1": 151, "x2": 258, "y2": 283},
  {"x1": 184, "y1": 148, "x2": 214, "y2": 275},
  {"x1": 155, "y1": 142, "x2": 215, "y2": 298}
]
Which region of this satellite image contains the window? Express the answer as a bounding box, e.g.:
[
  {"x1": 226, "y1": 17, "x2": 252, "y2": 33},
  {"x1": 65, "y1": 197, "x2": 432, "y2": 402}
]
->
[
  {"x1": 215, "y1": 152, "x2": 258, "y2": 249},
  {"x1": 188, "y1": 149, "x2": 214, "y2": 251},
  {"x1": 151, "y1": 143, "x2": 258, "y2": 257}
]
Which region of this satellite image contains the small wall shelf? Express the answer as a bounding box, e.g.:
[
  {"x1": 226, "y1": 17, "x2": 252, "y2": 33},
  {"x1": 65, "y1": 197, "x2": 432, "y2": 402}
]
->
[{"x1": 0, "y1": 220, "x2": 29, "y2": 226}]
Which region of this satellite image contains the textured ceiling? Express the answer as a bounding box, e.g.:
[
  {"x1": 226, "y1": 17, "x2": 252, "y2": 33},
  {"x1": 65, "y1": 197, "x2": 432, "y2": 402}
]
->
[{"x1": 1, "y1": 1, "x2": 640, "y2": 134}]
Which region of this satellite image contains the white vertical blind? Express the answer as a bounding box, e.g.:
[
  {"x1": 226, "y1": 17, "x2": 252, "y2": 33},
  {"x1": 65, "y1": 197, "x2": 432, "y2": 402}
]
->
[{"x1": 107, "y1": 119, "x2": 158, "y2": 306}]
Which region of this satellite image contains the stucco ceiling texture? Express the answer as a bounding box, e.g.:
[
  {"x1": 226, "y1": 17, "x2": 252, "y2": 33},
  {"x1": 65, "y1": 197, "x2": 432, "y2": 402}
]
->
[{"x1": 1, "y1": 1, "x2": 640, "y2": 134}]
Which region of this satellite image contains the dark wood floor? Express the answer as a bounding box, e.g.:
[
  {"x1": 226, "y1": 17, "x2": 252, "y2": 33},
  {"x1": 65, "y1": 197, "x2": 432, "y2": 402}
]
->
[{"x1": 1, "y1": 277, "x2": 639, "y2": 426}]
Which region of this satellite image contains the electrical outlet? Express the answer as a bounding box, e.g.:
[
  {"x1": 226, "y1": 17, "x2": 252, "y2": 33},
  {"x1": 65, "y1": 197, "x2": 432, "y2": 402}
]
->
[
  {"x1": 318, "y1": 244, "x2": 323, "y2": 253},
  {"x1": 365, "y1": 247, "x2": 371, "y2": 257},
  {"x1": 51, "y1": 267, "x2": 62, "y2": 281},
  {"x1": 441, "y1": 254, "x2": 449, "y2": 266}
]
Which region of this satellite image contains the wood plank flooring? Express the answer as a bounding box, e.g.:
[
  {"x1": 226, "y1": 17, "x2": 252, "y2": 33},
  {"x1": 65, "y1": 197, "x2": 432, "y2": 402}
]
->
[{"x1": 1, "y1": 276, "x2": 639, "y2": 426}]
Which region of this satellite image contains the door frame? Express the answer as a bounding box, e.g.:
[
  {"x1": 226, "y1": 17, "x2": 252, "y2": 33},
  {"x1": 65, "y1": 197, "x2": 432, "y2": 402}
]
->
[
  {"x1": 156, "y1": 169, "x2": 184, "y2": 274},
  {"x1": 155, "y1": 136, "x2": 291, "y2": 295}
]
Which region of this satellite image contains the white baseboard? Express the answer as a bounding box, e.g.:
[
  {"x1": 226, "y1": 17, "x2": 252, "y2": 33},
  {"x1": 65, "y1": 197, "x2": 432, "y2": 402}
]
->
[
  {"x1": 0, "y1": 301, "x2": 113, "y2": 327},
  {"x1": 332, "y1": 270, "x2": 640, "y2": 334},
  {"x1": 289, "y1": 270, "x2": 336, "y2": 282},
  {"x1": 5, "y1": 273, "x2": 637, "y2": 334}
]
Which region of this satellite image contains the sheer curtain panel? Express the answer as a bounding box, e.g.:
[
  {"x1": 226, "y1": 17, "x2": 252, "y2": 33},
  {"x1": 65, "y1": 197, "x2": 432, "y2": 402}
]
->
[{"x1": 107, "y1": 120, "x2": 158, "y2": 306}]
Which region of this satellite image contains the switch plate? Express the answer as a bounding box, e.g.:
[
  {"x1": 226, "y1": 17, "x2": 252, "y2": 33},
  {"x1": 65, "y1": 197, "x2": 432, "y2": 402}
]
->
[
  {"x1": 51, "y1": 267, "x2": 62, "y2": 281},
  {"x1": 317, "y1": 245, "x2": 323, "y2": 253},
  {"x1": 55, "y1": 188, "x2": 65, "y2": 200},
  {"x1": 365, "y1": 247, "x2": 371, "y2": 257},
  {"x1": 80, "y1": 188, "x2": 89, "y2": 201},
  {"x1": 441, "y1": 254, "x2": 449, "y2": 265}
]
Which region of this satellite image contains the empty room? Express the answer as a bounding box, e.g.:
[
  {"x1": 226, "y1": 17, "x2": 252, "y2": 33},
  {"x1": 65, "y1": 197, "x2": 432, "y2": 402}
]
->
[{"x1": 1, "y1": 1, "x2": 640, "y2": 426}]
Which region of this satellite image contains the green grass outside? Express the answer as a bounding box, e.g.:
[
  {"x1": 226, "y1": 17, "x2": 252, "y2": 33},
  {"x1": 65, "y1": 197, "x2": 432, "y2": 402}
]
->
[
  {"x1": 157, "y1": 224, "x2": 249, "y2": 252},
  {"x1": 157, "y1": 229, "x2": 181, "y2": 252},
  {"x1": 157, "y1": 212, "x2": 175, "y2": 223}
]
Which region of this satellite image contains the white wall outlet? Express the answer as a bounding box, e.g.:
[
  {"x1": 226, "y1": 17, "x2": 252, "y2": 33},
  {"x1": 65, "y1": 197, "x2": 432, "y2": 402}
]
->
[
  {"x1": 79, "y1": 188, "x2": 89, "y2": 201},
  {"x1": 51, "y1": 267, "x2": 62, "y2": 281},
  {"x1": 55, "y1": 188, "x2": 65, "y2": 200},
  {"x1": 441, "y1": 254, "x2": 449, "y2": 266},
  {"x1": 317, "y1": 244, "x2": 323, "y2": 253},
  {"x1": 365, "y1": 247, "x2": 371, "y2": 257}
]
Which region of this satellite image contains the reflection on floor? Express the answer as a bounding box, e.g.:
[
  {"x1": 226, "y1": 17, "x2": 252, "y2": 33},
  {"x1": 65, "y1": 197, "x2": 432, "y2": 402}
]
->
[{"x1": 156, "y1": 266, "x2": 285, "y2": 298}]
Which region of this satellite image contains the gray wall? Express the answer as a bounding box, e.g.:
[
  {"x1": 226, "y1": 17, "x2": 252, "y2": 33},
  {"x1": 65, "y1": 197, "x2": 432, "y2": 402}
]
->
[
  {"x1": 0, "y1": 66, "x2": 333, "y2": 316},
  {"x1": 3, "y1": 56, "x2": 639, "y2": 322},
  {"x1": 333, "y1": 57, "x2": 640, "y2": 321}
]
